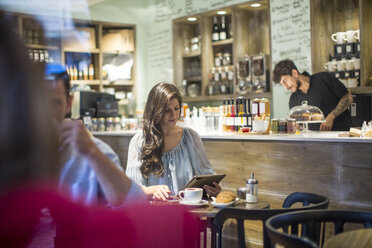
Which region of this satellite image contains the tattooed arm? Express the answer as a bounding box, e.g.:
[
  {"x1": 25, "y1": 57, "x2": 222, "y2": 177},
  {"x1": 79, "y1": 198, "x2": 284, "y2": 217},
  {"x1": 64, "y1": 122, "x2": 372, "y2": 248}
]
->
[{"x1": 320, "y1": 91, "x2": 353, "y2": 131}]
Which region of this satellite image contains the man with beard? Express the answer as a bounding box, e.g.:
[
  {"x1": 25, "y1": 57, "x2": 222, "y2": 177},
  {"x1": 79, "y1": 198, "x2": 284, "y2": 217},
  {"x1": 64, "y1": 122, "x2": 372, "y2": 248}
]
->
[{"x1": 273, "y1": 59, "x2": 352, "y2": 131}]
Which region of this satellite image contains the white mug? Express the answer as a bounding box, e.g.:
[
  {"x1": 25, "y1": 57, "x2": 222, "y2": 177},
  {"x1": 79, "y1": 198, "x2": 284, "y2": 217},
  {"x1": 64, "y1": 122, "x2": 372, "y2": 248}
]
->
[
  {"x1": 345, "y1": 60, "x2": 354, "y2": 71},
  {"x1": 354, "y1": 29, "x2": 360, "y2": 41},
  {"x1": 324, "y1": 61, "x2": 337, "y2": 72},
  {"x1": 336, "y1": 60, "x2": 346, "y2": 71},
  {"x1": 351, "y1": 58, "x2": 360, "y2": 70},
  {"x1": 179, "y1": 188, "x2": 203, "y2": 203},
  {"x1": 343, "y1": 30, "x2": 358, "y2": 43},
  {"x1": 331, "y1": 32, "x2": 346, "y2": 44},
  {"x1": 348, "y1": 78, "x2": 358, "y2": 88},
  {"x1": 340, "y1": 79, "x2": 348, "y2": 88}
]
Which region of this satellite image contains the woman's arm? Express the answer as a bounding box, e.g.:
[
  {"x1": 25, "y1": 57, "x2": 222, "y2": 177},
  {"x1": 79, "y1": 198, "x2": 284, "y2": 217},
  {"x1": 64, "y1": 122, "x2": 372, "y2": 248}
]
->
[
  {"x1": 187, "y1": 128, "x2": 221, "y2": 196},
  {"x1": 126, "y1": 133, "x2": 170, "y2": 201}
]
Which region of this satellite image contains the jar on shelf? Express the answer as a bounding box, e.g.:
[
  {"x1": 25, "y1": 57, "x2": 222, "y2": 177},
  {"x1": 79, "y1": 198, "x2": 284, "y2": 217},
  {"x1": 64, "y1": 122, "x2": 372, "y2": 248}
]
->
[
  {"x1": 222, "y1": 52, "x2": 232, "y2": 66},
  {"x1": 215, "y1": 53, "x2": 223, "y2": 67},
  {"x1": 190, "y1": 36, "x2": 200, "y2": 52}
]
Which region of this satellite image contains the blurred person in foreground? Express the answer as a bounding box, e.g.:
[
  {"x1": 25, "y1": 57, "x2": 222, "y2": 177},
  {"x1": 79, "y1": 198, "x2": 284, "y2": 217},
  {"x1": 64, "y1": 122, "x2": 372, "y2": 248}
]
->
[
  {"x1": 273, "y1": 59, "x2": 352, "y2": 131},
  {"x1": 45, "y1": 65, "x2": 145, "y2": 206},
  {"x1": 0, "y1": 11, "x2": 198, "y2": 248},
  {"x1": 126, "y1": 82, "x2": 221, "y2": 200}
]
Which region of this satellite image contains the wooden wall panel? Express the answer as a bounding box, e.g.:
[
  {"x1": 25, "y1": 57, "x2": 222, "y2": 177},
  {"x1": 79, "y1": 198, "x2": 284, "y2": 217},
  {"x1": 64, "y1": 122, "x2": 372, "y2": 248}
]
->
[{"x1": 311, "y1": 0, "x2": 360, "y2": 74}]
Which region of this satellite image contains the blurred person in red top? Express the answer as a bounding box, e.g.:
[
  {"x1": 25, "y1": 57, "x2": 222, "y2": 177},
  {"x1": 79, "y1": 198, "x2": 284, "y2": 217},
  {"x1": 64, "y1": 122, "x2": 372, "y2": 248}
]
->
[{"x1": 0, "y1": 11, "x2": 198, "y2": 248}]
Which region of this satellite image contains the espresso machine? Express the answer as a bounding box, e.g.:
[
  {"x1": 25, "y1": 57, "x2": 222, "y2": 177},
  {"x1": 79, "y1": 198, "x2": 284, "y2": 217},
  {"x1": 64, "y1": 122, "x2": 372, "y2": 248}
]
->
[
  {"x1": 71, "y1": 91, "x2": 118, "y2": 119},
  {"x1": 251, "y1": 53, "x2": 270, "y2": 93}
]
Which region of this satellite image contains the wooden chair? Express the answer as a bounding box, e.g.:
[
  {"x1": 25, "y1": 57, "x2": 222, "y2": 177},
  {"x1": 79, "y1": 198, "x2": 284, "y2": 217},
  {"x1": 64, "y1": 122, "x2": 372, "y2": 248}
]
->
[
  {"x1": 213, "y1": 192, "x2": 329, "y2": 248},
  {"x1": 265, "y1": 209, "x2": 372, "y2": 248}
]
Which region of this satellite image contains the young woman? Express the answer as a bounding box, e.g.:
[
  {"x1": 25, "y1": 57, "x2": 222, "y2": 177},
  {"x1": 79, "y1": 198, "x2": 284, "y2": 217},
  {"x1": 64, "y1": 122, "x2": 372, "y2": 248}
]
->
[{"x1": 126, "y1": 82, "x2": 221, "y2": 200}]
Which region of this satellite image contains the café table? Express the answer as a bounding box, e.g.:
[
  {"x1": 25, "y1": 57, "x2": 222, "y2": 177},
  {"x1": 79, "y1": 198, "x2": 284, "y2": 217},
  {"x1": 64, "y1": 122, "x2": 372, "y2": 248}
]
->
[
  {"x1": 323, "y1": 228, "x2": 372, "y2": 248},
  {"x1": 188, "y1": 199, "x2": 270, "y2": 248}
]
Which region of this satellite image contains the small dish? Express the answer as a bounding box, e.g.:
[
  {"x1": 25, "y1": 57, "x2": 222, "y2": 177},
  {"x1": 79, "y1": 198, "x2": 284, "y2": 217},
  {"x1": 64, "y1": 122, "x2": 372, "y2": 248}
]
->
[
  {"x1": 211, "y1": 197, "x2": 238, "y2": 208},
  {"x1": 179, "y1": 199, "x2": 208, "y2": 206}
]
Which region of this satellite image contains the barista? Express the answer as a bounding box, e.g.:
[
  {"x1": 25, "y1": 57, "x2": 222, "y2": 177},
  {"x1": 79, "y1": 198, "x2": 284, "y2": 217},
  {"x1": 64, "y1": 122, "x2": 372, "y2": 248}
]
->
[{"x1": 273, "y1": 59, "x2": 352, "y2": 131}]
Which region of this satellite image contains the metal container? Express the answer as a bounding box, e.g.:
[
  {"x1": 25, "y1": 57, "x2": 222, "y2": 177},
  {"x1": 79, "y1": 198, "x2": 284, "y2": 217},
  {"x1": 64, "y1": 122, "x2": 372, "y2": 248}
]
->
[{"x1": 246, "y1": 173, "x2": 258, "y2": 203}]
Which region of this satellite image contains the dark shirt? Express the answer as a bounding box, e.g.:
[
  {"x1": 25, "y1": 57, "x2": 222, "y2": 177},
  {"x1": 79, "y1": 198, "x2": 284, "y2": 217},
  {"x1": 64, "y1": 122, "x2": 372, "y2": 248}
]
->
[{"x1": 289, "y1": 72, "x2": 351, "y2": 131}]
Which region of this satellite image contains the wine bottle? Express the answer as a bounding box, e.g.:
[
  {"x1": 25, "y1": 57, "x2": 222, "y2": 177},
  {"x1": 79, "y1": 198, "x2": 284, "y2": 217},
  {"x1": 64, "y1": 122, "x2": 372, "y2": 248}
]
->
[
  {"x1": 247, "y1": 98, "x2": 253, "y2": 130},
  {"x1": 212, "y1": 16, "x2": 219, "y2": 42},
  {"x1": 230, "y1": 98, "x2": 235, "y2": 132},
  {"x1": 219, "y1": 15, "x2": 227, "y2": 40}
]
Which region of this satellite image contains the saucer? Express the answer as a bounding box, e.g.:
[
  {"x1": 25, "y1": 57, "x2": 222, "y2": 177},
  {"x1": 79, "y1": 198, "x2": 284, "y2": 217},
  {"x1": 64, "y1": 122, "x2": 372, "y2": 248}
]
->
[
  {"x1": 179, "y1": 199, "x2": 208, "y2": 206},
  {"x1": 211, "y1": 198, "x2": 238, "y2": 208}
]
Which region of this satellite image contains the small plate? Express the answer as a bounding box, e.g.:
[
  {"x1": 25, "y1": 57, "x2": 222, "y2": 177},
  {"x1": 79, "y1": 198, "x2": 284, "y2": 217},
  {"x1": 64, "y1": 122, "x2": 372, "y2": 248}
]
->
[
  {"x1": 179, "y1": 199, "x2": 208, "y2": 206},
  {"x1": 211, "y1": 198, "x2": 238, "y2": 208}
]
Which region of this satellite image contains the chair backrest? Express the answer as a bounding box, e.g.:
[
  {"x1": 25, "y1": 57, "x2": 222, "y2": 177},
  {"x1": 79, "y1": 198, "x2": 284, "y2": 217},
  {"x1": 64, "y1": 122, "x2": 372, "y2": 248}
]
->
[
  {"x1": 213, "y1": 192, "x2": 329, "y2": 248},
  {"x1": 265, "y1": 210, "x2": 372, "y2": 248}
]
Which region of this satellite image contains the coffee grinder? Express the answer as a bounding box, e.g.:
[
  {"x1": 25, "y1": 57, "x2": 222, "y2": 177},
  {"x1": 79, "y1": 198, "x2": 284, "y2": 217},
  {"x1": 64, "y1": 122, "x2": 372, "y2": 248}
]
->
[
  {"x1": 236, "y1": 54, "x2": 252, "y2": 94},
  {"x1": 251, "y1": 53, "x2": 270, "y2": 93}
]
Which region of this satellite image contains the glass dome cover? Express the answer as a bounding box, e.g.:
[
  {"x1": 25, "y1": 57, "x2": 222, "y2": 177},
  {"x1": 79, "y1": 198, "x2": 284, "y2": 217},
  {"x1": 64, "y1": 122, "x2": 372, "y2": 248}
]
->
[{"x1": 288, "y1": 101, "x2": 325, "y2": 122}]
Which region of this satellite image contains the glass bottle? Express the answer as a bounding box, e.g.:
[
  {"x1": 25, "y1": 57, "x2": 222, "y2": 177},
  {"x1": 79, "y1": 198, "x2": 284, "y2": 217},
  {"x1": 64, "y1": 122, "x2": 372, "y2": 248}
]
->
[
  {"x1": 212, "y1": 16, "x2": 219, "y2": 42},
  {"x1": 230, "y1": 99, "x2": 236, "y2": 132},
  {"x1": 219, "y1": 15, "x2": 227, "y2": 40},
  {"x1": 246, "y1": 173, "x2": 258, "y2": 203},
  {"x1": 246, "y1": 98, "x2": 253, "y2": 130}
]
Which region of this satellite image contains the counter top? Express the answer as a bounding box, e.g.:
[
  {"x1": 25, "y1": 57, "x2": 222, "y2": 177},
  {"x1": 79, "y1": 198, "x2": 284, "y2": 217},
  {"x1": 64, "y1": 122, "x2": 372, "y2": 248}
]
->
[{"x1": 92, "y1": 130, "x2": 372, "y2": 143}]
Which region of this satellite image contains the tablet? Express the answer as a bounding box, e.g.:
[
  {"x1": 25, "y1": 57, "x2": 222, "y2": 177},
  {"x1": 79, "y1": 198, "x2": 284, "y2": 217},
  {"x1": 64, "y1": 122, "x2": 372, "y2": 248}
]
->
[{"x1": 183, "y1": 174, "x2": 226, "y2": 189}]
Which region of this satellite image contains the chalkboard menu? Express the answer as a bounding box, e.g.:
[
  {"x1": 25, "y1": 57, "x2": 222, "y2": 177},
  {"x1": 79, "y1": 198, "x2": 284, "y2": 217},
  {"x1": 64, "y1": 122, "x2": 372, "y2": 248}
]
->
[{"x1": 270, "y1": 0, "x2": 312, "y2": 73}]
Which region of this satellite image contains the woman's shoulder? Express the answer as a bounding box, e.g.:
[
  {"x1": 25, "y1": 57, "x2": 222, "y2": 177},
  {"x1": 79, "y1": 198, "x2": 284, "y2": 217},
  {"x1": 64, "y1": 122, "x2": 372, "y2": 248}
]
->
[
  {"x1": 129, "y1": 131, "x2": 144, "y2": 147},
  {"x1": 182, "y1": 127, "x2": 201, "y2": 142}
]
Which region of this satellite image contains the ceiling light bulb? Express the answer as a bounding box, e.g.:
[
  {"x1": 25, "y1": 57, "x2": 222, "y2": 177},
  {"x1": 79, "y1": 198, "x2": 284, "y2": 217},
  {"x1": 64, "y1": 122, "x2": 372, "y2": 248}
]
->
[
  {"x1": 217, "y1": 11, "x2": 227, "y2": 15},
  {"x1": 251, "y1": 3, "x2": 261, "y2": 7},
  {"x1": 187, "y1": 17, "x2": 197, "y2": 22}
]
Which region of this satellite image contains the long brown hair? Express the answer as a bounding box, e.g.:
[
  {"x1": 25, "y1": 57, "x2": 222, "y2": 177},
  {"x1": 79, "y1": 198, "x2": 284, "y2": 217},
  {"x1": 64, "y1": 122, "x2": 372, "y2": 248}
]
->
[
  {"x1": 140, "y1": 82, "x2": 182, "y2": 178},
  {"x1": 0, "y1": 12, "x2": 60, "y2": 193}
]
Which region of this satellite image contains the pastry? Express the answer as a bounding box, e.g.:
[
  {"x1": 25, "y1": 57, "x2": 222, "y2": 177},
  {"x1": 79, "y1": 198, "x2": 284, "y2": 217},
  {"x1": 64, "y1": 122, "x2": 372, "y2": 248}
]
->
[
  {"x1": 216, "y1": 191, "x2": 235, "y2": 203},
  {"x1": 311, "y1": 113, "x2": 323, "y2": 121},
  {"x1": 301, "y1": 113, "x2": 311, "y2": 121}
]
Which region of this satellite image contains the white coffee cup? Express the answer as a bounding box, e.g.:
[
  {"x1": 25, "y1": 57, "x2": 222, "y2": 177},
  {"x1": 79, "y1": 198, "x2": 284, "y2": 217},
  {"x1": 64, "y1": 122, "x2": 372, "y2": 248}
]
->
[
  {"x1": 345, "y1": 60, "x2": 354, "y2": 71},
  {"x1": 348, "y1": 78, "x2": 358, "y2": 88},
  {"x1": 324, "y1": 61, "x2": 337, "y2": 72},
  {"x1": 351, "y1": 58, "x2": 360, "y2": 70},
  {"x1": 354, "y1": 29, "x2": 360, "y2": 41},
  {"x1": 336, "y1": 60, "x2": 346, "y2": 71},
  {"x1": 340, "y1": 79, "x2": 348, "y2": 88},
  {"x1": 179, "y1": 188, "x2": 203, "y2": 203},
  {"x1": 331, "y1": 32, "x2": 346, "y2": 44},
  {"x1": 343, "y1": 30, "x2": 358, "y2": 43}
]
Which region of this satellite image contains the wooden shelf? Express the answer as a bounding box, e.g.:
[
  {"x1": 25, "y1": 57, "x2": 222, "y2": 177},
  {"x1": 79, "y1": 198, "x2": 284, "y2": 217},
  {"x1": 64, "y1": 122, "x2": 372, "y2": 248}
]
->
[
  {"x1": 26, "y1": 43, "x2": 59, "y2": 50},
  {"x1": 236, "y1": 91, "x2": 272, "y2": 99},
  {"x1": 183, "y1": 52, "x2": 201, "y2": 58},
  {"x1": 184, "y1": 77, "x2": 202, "y2": 82},
  {"x1": 212, "y1": 38, "x2": 233, "y2": 46},
  {"x1": 102, "y1": 80, "x2": 134, "y2": 86},
  {"x1": 71, "y1": 80, "x2": 101, "y2": 85},
  {"x1": 350, "y1": 86, "x2": 372, "y2": 94},
  {"x1": 184, "y1": 94, "x2": 234, "y2": 102},
  {"x1": 102, "y1": 50, "x2": 134, "y2": 54},
  {"x1": 63, "y1": 48, "x2": 100, "y2": 54}
]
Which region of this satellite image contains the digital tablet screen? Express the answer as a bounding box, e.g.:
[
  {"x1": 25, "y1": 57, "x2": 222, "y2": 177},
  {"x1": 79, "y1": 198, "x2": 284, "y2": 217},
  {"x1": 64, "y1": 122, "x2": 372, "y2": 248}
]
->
[{"x1": 183, "y1": 174, "x2": 226, "y2": 189}]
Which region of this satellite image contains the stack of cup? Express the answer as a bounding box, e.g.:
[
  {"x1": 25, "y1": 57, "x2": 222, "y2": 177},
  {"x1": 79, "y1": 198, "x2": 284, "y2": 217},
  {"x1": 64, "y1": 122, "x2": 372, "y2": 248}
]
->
[{"x1": 326, "y1": 29, "x2": 361, "y2": 88}]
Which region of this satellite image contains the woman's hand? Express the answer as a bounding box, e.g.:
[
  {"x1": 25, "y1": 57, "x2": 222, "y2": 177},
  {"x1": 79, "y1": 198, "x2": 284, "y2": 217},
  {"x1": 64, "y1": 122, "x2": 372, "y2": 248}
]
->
[
  {"x1": 203, "y1": 182, "x2": 222, "y2": 197},
  {"x1": 144, "y1": 185, "x2": 171, "y2": 201}
]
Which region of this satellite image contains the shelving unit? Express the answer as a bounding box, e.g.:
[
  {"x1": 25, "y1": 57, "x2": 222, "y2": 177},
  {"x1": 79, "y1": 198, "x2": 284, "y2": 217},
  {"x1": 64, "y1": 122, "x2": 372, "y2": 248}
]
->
[
  {"x1": 10, "y1": 12, "x2": 136, "y2": 97},
  {"x1": 173, "y1": 0, "x2": 272, "y2": 103},
  {"x1": 311, "y1": 0, "x2": 372, "y2": 92}
]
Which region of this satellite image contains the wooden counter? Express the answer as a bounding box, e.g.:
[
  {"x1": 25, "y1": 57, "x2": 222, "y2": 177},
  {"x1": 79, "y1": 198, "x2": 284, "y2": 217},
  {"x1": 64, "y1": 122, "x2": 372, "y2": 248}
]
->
[
  {"x1": 94, "y1": 130, "x2": 372, "y2": 247},
  {"x1": 94, "y1": 131, "x2": 372, "y2": 211}
]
